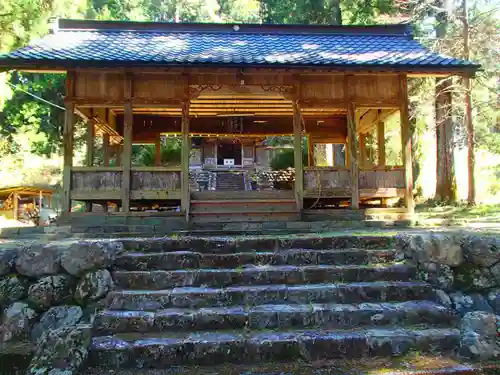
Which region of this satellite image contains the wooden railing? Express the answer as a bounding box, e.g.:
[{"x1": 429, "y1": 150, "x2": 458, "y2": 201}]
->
[
  {"x1": 303, "y1": 167, "x2": 351, "y2": 197},
  {"x1": 70, "y1": 166, "x2": 182, "y2": 201},
  {"x1": 303, "y1": 166, "x2": 404, "y2": 199},
  {"x1": 359, "y1": 166, "x2": 405, "y2": 198},
  {"x1": 130, "y1": 167, "x2": 181, "y2": 200},
  {"x1": 71, "y1": 166, "x2": 122, "y2": 200},
  {"x1": 359, "y1": 167, "x2": 404, "y2": 189}
]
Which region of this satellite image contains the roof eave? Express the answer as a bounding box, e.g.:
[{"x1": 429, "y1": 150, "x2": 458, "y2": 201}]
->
[{"x1": 0, "y1": 59, "x2": 481, "y2": 77}]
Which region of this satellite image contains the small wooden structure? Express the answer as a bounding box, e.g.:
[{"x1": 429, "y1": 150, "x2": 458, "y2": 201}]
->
[
  {"x1": 0, "y1": 20, "x2": 478, "y2": 222},
  {"x1": 0, "y1": 186, "x2": 55, "y2": 222}
]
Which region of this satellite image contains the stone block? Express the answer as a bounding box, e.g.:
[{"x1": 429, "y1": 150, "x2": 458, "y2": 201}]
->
[
  {"x1": 28, "y1": 275, "x2": 73, "y2": 310},
  {"x1": 31, "y1": 306, "x2": 83, "y2": 341},
  {"x1": 0, "y1": 302, "x2": 38, "y2": 343},
  {"x1": 459, "y1": 311, "x2": 498, "y2": 359},
  {"x1": 75, "y1": 269, "x2": 114, "y2": 304},
  {"x1": 16, "y1": 244, "x2": 61, "y2": 278},
  {"x1": 28, "y1": 324, "x2": 91, "y2": 374},
  {"x1": 0, "y1": 276, "x2": 27, "y2": 307},
  {"x1": 0, "y1": 247, "x2": 17, "y2": 276},
  {"x1": 61, "y1": 240, "x2": 123, "y2": 276},
  {"x1": 462, "y1": 235, "x2": 499, "y2": 267}
]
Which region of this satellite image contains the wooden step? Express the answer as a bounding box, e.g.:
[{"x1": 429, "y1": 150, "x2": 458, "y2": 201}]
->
[
  {"x1": 191, "y1": 190, "x2": 294, "y2": 200},
  {"x1": 191, "y1": 199, "x2": 296, "y2": 213}
]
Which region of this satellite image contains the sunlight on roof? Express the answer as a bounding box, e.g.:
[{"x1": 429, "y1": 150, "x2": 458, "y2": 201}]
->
[
  {"x1": 265, "y1": 52, "x2": 305, "y2": 63},
  {"x1": 151, "y1": 36, "x2": 187, "y2": 50},
  {"x1": 232, "y1": 40, "x2": 248, "y2": 46},
  {"x1": 302, "y1": 44, "x2": 319, "y2": 50},
  {"x1": 40, "y1": 31, "x2": 97, "y2": 50},
  {"x1": 212, "y1": 46, "x2": 236, "y2": 53}
]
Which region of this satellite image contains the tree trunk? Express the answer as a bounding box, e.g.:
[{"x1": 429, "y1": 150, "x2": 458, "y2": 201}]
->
[
  {"x1": 409, "y1": 100, "x2": 420, "y2": 186},
  {"x1": 463, "y1": 0, "x2": 475, "y2": 205},
  {"x1": 333, "y1": 0, "x2": 342, "y2": 25},
  {"x1": 435, "y1": 0, "x2": 457, "y2": 203}
]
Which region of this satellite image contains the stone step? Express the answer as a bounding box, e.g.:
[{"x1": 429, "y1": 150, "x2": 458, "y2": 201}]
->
[
  {"x1": 105, "y1": 281, "x2": 434, "y2": 310},
  {"x1": 84, "y1": 360, "x2": 498, "y2": 375},
  {"x1": 77, "y1": 225, "x2": 406, "y2": 238},
  {"x1": 112, "y1": 264, "x2": 415, "y2": 289},
  {"x1": 94, "y1": 300, "x2": 458, "y2": 335},
  {"x1": 89, "y1": 327, "x2": 460, "y2": 368},
  {"x1": 114, "y1": 249, "x2": 400, "y2": 271},
  {"x1": 118, "y1": 235, "x2": 395, "y2": 253}
]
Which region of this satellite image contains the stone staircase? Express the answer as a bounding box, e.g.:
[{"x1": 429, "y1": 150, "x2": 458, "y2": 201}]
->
[
  {"x1": 215, "y1": 171, "x2": 246, "y2": 191},
  {"x1": 89, "y1": 235, "x2": 461, "y2": 371}
]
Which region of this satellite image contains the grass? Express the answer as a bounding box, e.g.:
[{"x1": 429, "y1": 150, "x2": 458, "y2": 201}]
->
[{"x1": 416, "y1": 203, "x2": 500, "y2": 222}]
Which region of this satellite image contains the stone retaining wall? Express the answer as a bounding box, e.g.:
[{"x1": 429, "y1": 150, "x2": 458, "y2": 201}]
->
[
  {"x1": 396, "y1": 232, "x2": 500, "y2": 360},
  {"x1": 1, "y1": 233, "x2": 499, "y2": 374},
  {"x1": 0, "y1": 240, "x2": 123, "y2": 374}
]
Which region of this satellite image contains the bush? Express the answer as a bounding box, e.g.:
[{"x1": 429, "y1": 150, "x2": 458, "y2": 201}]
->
[{"x1": 270, "y1": 148, "x2": 308, "y2": 170}]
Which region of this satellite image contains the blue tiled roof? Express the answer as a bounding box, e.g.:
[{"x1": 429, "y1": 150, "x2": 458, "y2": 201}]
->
[{"x1": 0, "y1": 20, "x2": 479, "y2": 73}]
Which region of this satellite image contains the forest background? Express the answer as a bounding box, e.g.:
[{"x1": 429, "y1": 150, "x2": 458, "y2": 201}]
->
[{"x1": 0, "y1": 0, "x2": 498, "y2": 205}]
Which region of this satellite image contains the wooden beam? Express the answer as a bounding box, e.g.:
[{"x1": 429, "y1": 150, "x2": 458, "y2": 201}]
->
[
  {"x1": 292, "y1": 99, "x2": 303, "y2": 213},
  {"x1": 121, "y1": 101, "x2": 133, "y2": 212},
  {"x1": 62, "y1": 101, "x2": 75, "y2": 213},
  {"x1": 103, "y1": 133, "x2": 110, "y2": 167},
  {"x1": 399, "y1": 74, "x2": 414, "y2": 213},
  {"x1": 71, "y1": 190, "x2": 121, "y2": 201},
  {"x1": 345, "y1": 76, "x2": 360, "y2": 209},
  {"x1": 155, "y1": 133, "x2": 162, "y2": 167},
  {"x1": 181, "y1": 100, "x2": 191, "y2": 219}
]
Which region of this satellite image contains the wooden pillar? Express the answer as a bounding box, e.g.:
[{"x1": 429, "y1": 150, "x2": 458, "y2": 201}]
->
[
  {"x1": 292, "y1": 99, "x2": 303, "y2": 213},
  {"x1": 155, "y1": 134, "x2": 162, "y2": 167},
  {"x1": 121, "y1": 102, "x2": 133, "y2": 212},
  {"x1": 399, "y1": 74, "x2": 415, "y2": 212},
  {"x1": 85, "y1": 120, "x2": 94, "y2": 213},
  {"x1": 62, "y1": 101, "x2": 75, "y2": 213},
  {"x1": 345, "y1": 141, "x2": 350, "y2": 167},
  {"x1": 39, "y1": 191, "x2": 42, "y2": 209},
  {"x1": 86, "y1": 120, "x2": 94, "y2": 167},
  {"x1": 377, "y1": 120, "x2": 388, "y2": 207},
  {"x1": 359, "y1": 134, "x2": 367, "y2": 169},
  {"x1": 346, "y1": 76, "x2": 359, "y2": 209},
  {"x1": 103, "y1": 133, "x2": 110, "y2": 166},
  {"x1": 13, "y1": 193, "x2": 18, "y2": 220},
  {"x1": 181, "y1": 101, "x2": 191, "y2": 218},
  {"x1": 116, "y1": 144, "x2": 122, "y2": 166},
  {"x1": 377, "y1": 120, "x2": 386, "y2": 167},
  {"x1": 307, "y1": 135, "x2": 314, "y2": 167}
]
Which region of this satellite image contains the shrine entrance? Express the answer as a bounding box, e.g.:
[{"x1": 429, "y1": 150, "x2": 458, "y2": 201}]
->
[{"x1": 217, "y1": 139, "x2": 242, "y2": 166}]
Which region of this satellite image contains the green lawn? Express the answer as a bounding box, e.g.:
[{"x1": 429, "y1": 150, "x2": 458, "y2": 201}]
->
[{"x1": 416, "y1": 203, "x2": 500, "y2": 223}]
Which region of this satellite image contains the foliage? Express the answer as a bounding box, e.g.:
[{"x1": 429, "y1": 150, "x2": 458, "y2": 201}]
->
[
  {"x1": 132, "y1": 138, "x2": 182, "y2": 166},
  {"x1": 0, "y1": 73, "x2": 66, "y2": 156},
  {"x1": 270, "y1": 145, "x2": 308, "y2": 170}
]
